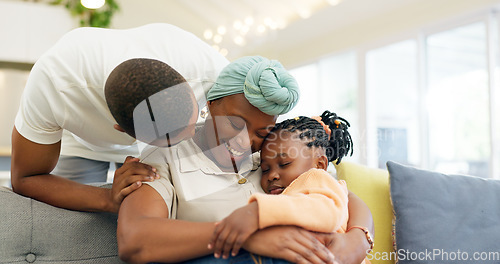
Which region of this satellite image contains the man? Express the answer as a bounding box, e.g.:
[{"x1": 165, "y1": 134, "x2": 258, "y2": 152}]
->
[{"x1": 11, "y1": 23, "x2": 229, "y2": 213}]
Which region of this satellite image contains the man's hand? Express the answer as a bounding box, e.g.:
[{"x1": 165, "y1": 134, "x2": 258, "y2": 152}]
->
[
  {"x1": 208, "y1": 202, "x2": 259, "y2": 259},
  {"x1": 109, "y1": 156, "x2": 159, "y2": 213},
  {"x1": 244, "y1": 226, "x2": 336, "y2": 264}
]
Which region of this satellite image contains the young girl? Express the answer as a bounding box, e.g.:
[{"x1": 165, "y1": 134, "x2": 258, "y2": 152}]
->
[{"x1": 208, "y1": 111, "x2": 372, "y2": 263}]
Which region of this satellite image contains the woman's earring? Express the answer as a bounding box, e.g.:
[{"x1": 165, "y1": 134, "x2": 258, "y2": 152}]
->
[{"x1": 200, "y1": 105, "x2": 209, "y2": 119}]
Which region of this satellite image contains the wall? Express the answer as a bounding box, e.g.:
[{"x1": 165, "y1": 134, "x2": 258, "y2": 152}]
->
[
  {"x1": 0, "y1": 1, "x2": 76, "y2": 185},
  {"x1": 0, "y1": 1, "x2": 76, "y2": 64},
  {"x1": 111, "y1": 0, "x2": 207, "y2": 36},
  {"x1": 0, "y1": 1, "x2": 76, "y2": 155},
  {"x1": 0, "y1": 66, "x2": 30, "y2": 155}
]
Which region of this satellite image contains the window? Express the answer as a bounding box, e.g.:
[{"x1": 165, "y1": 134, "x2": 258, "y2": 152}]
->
[
  {"x1": 426, "y1": 22, "x2": 490, "y2": 177},
  {"x1": 366, "y1": 40, "x2": 419, "y2": 168},
  {"x1": 285, "y1": 64, "x2": 320, "y2": 119},
  {"x1": 287, "y1": 52, "x2": 360, "y2": 162},
  {"x1": 318, "y1": 52, "x2": 359, "y2": 162},
  {"x1": 288, "y1": 12, "x2": 498, "y2": 178}
]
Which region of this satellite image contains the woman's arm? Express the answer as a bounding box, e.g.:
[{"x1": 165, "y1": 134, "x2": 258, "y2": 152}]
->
[
  {"x1": 347, "y1": 190, "x2": 374, "y2": 234},
  {"x1": 314, "y1": 190, "x2": 374, "y2": 264},
  {"x1": 118, "y1": 184, "x2": 337, "y2": 264},
  {"x1": 345, "y1": 190, "x2": 374, "y2": 261},
  {"x1": 243, "y1": 226, "x2": 336, "y2": 264},
  {"x1": 117, "y1": 184, "x2": 215, "y2": 263}
]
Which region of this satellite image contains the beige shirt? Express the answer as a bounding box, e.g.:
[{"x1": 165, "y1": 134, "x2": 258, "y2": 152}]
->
[{"x1": 141, "y1": 138, "x2": 264, "y2": 222}]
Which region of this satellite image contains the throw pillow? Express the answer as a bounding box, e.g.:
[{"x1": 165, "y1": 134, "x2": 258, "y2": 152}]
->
[{"x1": 388, "y1": 161, "x2": 500, "y2": 264}]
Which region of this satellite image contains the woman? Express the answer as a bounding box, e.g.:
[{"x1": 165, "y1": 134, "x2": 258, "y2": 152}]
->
[{"x1": 117, "y1": 56, "x2": 374, "y2": 264}]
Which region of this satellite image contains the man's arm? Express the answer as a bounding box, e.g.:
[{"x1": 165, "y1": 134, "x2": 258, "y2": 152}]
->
[{"x1": 10, "y1": 127, "x2": 156, "y2": 213}]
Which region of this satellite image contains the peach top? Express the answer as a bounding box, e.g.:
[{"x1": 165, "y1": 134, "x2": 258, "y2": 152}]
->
[{"x1": 249, "y1": 168, "x2": 349, "y2": 233}]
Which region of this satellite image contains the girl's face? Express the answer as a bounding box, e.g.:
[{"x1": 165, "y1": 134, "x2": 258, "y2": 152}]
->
[
  {"x1": 204, "y1": 93, "x2": 277, "y2": 170},
  {"x1": 260, "y1": 131, "x2": 327, "y2": 194}
]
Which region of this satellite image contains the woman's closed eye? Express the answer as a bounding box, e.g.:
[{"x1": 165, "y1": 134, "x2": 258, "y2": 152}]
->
[
  {"x1": 228, "y1": 117, "x2": 245, "y2": 131},
  {"x1": 256, "y1": 126, "x2": 273, "y2": 139},
  {"x1": 256, "y1": 131, "x2": 268, "y2": 139}
]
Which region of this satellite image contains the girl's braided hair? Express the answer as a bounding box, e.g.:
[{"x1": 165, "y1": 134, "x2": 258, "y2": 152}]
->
[{"x1": 267, "y1": 110, "x2": 353, "y2": 164}]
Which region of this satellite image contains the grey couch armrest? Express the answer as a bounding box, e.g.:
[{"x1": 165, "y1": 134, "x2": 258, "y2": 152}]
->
[{"x1": 0, "y1": 185, "x2": 125, "y2": 263}]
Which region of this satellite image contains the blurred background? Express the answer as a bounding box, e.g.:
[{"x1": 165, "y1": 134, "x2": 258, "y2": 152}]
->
[{"x1": 1, "y1": 0, "x2": 499, "y2": 187}]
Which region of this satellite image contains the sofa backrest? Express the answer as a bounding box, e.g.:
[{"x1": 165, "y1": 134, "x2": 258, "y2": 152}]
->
[{"x1": 0, "y1": 186, "x2": 125, "y2": 263}]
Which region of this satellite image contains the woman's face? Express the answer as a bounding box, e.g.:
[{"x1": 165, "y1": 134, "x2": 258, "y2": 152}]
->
[{"x1": 204, "y1": 93, "x2": 277, "y2": 170}]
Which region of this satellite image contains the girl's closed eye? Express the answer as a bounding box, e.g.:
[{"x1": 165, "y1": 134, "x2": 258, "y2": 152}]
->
[
  {"x1": 261, "y1": 165, "x2": 270, "y2": 174},
  {"x1": 279, "y1": 162, "x2": 291, "y2": 168}
]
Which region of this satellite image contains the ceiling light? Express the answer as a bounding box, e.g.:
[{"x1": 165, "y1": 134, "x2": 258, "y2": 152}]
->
[
  {"x1": 234, "y1": 36, "x2": 245, "y2": 46},
  {"x1": 326, "y1": 0, "x2": 342, "y2": 6},
  {"x1": 213, "y1": 34, "x2": 223, "y2": 44},
  {"x1": 198, "y1": 1, "x2": 328, "y2": 53},
  {"x1": 203, "y1": 29, "x2": 213, "y2": 40},
  {"x1": 233, "y1": 20, "x2": 243, "y2": 30},
  {"x1": 297, "y1": 8, "x2": 311, "y2": 19},
  {"x1": 264, "y1": 18, "x2": 274, "y2": 26},
  {"x1": 256, "y1": 25, "x2": 266, "y2": 34},
  {"x1": 219, "y1": 48, "x2": 228, "y2": 57},
  {"x1": 264, "y1": 18, "x2": 278, "y2": 30},
  {"x1": 244, "y1": 16, "x2": 254, "y2": 26},
  {"x1": 80, "y1": 0, "x2": 105, "y2": 9},
  {"x1": 240, "y1": 25, "x2": 249, "y2": 35},
  {"x1": 217, "y1": 26, "x2": 226, "y2": 35},
  {"x1": 276, "y1": 19, "x2": 287, "y2": 29}
]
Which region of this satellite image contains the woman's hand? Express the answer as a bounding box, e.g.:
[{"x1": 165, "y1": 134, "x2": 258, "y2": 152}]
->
[
  {"x1": 314, "y1": 231, "x2": 370, "y2": 264},
  {"x1": 109, "y1": 156, "x2": 159, "y2": 213},
  {"x1": 244, "y1": 226, "x2": 336, "y2": 264}
]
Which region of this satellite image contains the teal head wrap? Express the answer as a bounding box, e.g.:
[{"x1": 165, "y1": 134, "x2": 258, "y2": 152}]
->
[{"x1": 207, "y1": 56, "x2": 300, "y2": 116}]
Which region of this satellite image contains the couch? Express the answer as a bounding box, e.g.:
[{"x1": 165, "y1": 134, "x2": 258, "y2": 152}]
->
[
  {"x1": 0, "y1": 183, "x2": 124, "y2": 264},
  {"x1": 1, "y1": 162, "x2": 499, "y2": 264}
]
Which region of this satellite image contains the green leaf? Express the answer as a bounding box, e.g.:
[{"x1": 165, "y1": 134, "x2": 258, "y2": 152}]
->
[{"x1": 52, "y1": 0, "x2": 119, "y2": 28}]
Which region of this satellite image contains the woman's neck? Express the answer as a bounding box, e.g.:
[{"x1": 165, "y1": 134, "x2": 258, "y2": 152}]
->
[
  {"x1": 192, "y1": 125, "x2": 237, "y2": 173},
  {"x1": 192, "y1": 126, "x2": 208, "y2": 151}
]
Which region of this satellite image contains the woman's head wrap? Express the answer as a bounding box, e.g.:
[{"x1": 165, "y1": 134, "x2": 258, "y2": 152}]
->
[{"x1": 207, "y1": 56, "x2": 300, "y2": 116}]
